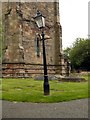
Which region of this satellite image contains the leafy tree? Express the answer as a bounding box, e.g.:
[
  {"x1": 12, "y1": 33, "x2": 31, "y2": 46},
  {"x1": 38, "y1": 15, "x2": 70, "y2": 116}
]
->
[
  {"x1": 63, "y1": 47, "x2": 71, "y2": 57},
  {"x1": 64, "y1": 38, "x2": 90, "y2": 71}
]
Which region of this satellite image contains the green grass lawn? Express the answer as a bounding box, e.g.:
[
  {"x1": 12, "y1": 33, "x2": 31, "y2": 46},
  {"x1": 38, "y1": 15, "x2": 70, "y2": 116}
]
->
[{"x1": 2, "y1": 77, "x2": 88, "y2": 103}]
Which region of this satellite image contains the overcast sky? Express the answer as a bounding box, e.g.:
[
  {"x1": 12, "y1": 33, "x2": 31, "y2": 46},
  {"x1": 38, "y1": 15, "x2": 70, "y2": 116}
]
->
[{"x1": 59, "y1": 0, "x2": 89, "y2": 49}]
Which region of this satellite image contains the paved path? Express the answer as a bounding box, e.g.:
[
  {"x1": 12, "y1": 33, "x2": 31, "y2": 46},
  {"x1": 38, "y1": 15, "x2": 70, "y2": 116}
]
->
[
  {"x1": 0, "y1": 101, "x2": 2, "y2": 120},
  {"x1": 2, "y1": 99, "x2": 88, "y2": 118}
]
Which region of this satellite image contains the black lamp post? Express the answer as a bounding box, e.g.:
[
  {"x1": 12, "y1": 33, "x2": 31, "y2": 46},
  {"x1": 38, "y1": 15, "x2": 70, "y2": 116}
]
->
[{"x1": 34, "y1": 11, "x2": 50, "y2": 95}]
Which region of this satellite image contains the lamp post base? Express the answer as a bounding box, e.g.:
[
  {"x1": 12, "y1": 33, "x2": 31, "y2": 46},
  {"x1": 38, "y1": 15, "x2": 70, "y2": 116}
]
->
[{"x1": 44, "y1": 83, "x2": 50, "y2": 95}]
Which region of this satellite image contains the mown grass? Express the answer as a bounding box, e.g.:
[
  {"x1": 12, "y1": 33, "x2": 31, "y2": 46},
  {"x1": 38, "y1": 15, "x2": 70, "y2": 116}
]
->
[{"x1": 2, "y1": 77, "x2": 88, "y2": 103}]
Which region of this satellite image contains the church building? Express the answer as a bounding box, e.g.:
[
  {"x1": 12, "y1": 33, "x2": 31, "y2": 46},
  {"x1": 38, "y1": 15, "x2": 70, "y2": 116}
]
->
[{"x1": 2, "y1": 0, "x2": 66, "y2": 78}]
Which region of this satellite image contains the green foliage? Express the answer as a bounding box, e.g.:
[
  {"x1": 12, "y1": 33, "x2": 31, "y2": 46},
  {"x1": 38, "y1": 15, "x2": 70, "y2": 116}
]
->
[
  {"x1": 2, "y1": 78, "x2": 88, "y2": 103},
  {"x1": 64, "y1": 38, "x2": 90, "y2": 70},
  {"x1": 63, "y1": 47, "x2": 71, "y2": 57}
]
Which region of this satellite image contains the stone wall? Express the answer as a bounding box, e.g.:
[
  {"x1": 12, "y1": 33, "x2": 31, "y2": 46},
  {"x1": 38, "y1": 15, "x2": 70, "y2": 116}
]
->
[
  {"x1": 2, "y1": 63, "x2": 61, "y2": 78},
  {"x1": 2, "y1": 1, "x2": 63, "y2": 77}
]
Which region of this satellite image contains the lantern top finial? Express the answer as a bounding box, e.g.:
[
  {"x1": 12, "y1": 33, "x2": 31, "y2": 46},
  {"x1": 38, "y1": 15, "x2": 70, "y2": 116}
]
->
[{"x1": 34, "y1": 10, "x2": 45, "y2": 18}]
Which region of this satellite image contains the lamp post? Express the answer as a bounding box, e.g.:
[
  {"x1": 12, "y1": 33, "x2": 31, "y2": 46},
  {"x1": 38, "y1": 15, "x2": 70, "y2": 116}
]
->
[{"x1": 34, "y1": 11, "x2": 50, "y2": 95}]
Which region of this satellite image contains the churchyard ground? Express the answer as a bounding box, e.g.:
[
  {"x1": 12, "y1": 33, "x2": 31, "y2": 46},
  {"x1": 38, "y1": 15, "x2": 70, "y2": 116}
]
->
[{"x1": 1, "y1": 72, "x2": 89, "y2": 103}]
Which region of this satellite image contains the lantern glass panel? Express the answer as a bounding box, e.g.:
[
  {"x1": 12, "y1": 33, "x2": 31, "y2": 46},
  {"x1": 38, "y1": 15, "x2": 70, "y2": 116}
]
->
[
  {"x1": 35, "y1": 16, "x2": 45, "y2": 28},
  {"x1": 42, "y1": 17, "x2": 45, "y2": 27},
  {"x1": 36, "y1": 17, "x2": 43, "y2": 28}
]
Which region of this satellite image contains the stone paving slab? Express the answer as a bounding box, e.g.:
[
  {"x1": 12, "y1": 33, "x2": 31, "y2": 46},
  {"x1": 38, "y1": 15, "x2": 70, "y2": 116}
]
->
[{"x1": 2, "y1": 99, "x2": 89, "y2": 118}]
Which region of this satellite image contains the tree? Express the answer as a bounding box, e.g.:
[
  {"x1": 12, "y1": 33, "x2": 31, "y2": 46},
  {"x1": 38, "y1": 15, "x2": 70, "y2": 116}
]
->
[
  {"x1": 63, "y1": 47, "x2": 71, "y2": 57},
  {"x1": 64, "y1": 38, "x2": 90, "y2": 71}
]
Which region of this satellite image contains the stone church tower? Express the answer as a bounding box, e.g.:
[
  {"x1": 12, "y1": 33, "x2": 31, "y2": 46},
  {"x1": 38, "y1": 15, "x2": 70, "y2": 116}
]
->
[{"x1": 2, "y1": 0, "x2": 63, "y2": 77}]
